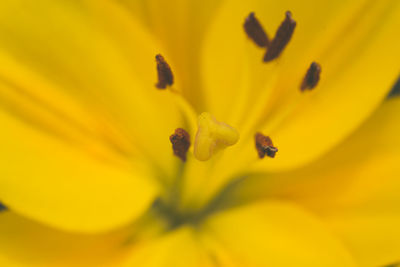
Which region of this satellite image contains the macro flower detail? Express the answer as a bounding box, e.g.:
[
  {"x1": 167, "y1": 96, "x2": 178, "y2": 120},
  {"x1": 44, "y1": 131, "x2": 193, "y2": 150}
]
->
[
  {"x1": 243, "y1": 12, "x2": 270, "y2": 48},
  {"x1": 155, "y1": 54, "x2": 174, "y2": 89},
  {"x1": 193, "y1": 112, "x2": 240, "y2": 161},
  {"x1": 300, "y1": 61, "x2": 322, "y2": 91},
  {"x1": 255, "y1": 132, "x2": 278, "y2": 159},
  {"x1": 169, "y1": 128, "x2": 191, "y2": 162},
  {"x1": 0, "y1": 0, "x2": 399, "y2": 267}
]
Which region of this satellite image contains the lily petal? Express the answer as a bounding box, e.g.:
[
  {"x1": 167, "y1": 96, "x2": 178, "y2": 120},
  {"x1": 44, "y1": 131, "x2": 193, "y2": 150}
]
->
[
  {"x1": 116, "y1": 0, "x2": 224, "y2": 109},
  {"x1": 0, "y1": 108, "x2": 156, "y2": 233},
  {"x1": 201, "y1": 200, "x2": 356, "y2": 267},
  {"x1": 229, "y1": 98, "x2": 400, "y2": 266},
  {"x1": 201, "y1": 0, "x2": 358, "y2": 125},
  {"x1": 327, "y1": 213, "x2": 400, "y2": 267},
  {"x1": 0, "y1": 211, "x2": 128, "y2": 267},
  {"x1": 121, "y1": 227, "x2": 215, "y2": 267},
  {"x1": 0, "y1": 0, "x2": 183, "y2": 179},
  {"x1": 309, "y1": 98, "x2": 400, "y2": 267},
  {"x1": 0, "y1": 202, "x2": 356, "y2": 267},
  {"x1": 201, "y1": 0, "x2": 400, "y2": 172},
  {"x1": 121, "y1": 201, "x2": 356, "y2": 267},
  {"x1": 258, "y1": 0, "x2": 400, "y2": 171}
]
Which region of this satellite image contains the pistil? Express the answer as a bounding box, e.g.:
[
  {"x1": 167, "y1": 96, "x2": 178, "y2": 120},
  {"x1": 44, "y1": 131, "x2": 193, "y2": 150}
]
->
[{"x1": 194, "y1": 113, "x2": 240, "y2": 161}]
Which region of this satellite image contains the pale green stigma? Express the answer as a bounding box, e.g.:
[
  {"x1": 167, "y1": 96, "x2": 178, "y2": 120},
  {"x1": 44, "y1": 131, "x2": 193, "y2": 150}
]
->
[{"x1": 194, "y1": 112, "x2": 240, "y2": 161}]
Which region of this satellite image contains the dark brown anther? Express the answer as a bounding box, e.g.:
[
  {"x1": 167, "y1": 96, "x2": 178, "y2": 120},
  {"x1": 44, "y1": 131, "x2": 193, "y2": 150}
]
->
[
  {"x1": 244, "y1": 12, "x2": 270, "y2": 48},
  {"x1": 264, "y1": 11, "x2": 296, "y2": 62},
  {"x1": 155, "y1": 54, "x2": 174, "y2": 89},
  {"x1": 170, "y1": 128, "x2": 191, "y2": 162},
  {"x1": 255, "y1": 132, "x2": 278, "y2": 158},
  {"x1": 300, "y1": 62, "x2": 321, "y2": 91}
]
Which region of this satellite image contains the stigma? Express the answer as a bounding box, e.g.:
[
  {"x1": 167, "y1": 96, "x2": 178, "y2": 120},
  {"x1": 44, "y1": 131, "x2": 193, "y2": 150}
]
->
[{"x1": 194, "y1": 112, "x2": 240, "y2": 161}]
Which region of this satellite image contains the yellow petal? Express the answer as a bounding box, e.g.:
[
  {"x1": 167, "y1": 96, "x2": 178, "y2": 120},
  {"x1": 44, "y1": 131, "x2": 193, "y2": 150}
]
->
[
  {"x1": 0, "y1": 207, "x2": 357, "y2": 267},
  {"x1": 201, "y1": 200, "x2": 356, "y2": 267},
  {"x1": 231, "y1": 98, "x2": 400, "y2": 266},
  {"x1": 256, "y1": 0, "x2": 400, "y2": 171},
  {"x1": 201, "y1": 0, "x2": 354, "y2": 125},
  {"x1": 327, "y1": 214, "x2": 400, "y2": 267},
  {"x1": 121, "y1": 200, "x2": 356, "y2": 267},
  {"x1": 316, "y1": 98, "x2": 400, "y2": 267},
  {"x1": 201, "y1": 0, "x2": 400, "y2": 172},
  {"x1": 0, "y1": 108, "x2": 156, "y2": 233},
  {"x1": 0, "y1": 211, "x2": 128, "y2": 267},
  {"x1": 121, "y1": 226, "x2": 215, "y2": 267},
  {"x1": 0, "y1": 0, "x2": 183, "y2": 179},
  {"x1": 0, "y1": 205, "x2": 357, "y2": 267},
  {"x1": 116, "y1": 0, "x2": 224, "y2": 110},
  {"x1": 251, "y1": 98, "x2": 400, "y2": 213},
  {"x1": 0, "y1": 212, "x2": 216, "y2": 267}
]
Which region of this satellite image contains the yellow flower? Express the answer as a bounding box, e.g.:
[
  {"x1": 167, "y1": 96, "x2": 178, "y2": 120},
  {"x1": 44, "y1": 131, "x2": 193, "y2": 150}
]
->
[{"x1": 0, "y1": 0, "x2": 399, "y2": 266}]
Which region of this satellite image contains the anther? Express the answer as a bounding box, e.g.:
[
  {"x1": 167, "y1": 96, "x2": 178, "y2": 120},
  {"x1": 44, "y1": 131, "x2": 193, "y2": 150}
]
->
[
  {"x1": 170, "y1": 128, "x2": 191, "y2": 162},
  {"x1": 264, "y1": 11, "x2": 296, "y2": 62},
  {"x1": 155, "y1": 54, "x2": 174, "y2": 89},
  {"x1": 300, "y1": 62, "x2": 321, "y2": 91},
  {"x1": 244, "y1": 12, "x2": 270, "y2": 48},
  {"x1": 255, "y1": 132, "x2": 278, "y2": 158}
]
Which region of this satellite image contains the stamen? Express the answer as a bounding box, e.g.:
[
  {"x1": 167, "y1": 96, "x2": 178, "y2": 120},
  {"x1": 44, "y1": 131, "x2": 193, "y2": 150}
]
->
[
  {"x1": 155, "y1": 54, "x2": 174, "y2": 89},
  {"x1": 170, "y1": 128, "x2": 191, "y2": 162},
  {"x1": 255, "y1": 132, "x2": 278, "y2": 158},
  {"x1": 244, "y1": 12, "x2": 270, "y2": 48},
  {"x1": 300, "y1": 62, "x2": 322, "y2": 91},
  {"x1": 194, "y1": 112, "x2": 240, "y2": 161},
  {"x1": 264, "y1": 11, "x2": 296, "y2": 62}
]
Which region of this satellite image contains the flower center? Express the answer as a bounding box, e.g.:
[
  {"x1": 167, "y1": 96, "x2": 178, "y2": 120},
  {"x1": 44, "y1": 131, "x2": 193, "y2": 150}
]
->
[
  {"x1": 156, "y1": 10, "x2": 323, "y2": 164},
  {"x1": 144, "y1": 9, "x2": 331, "y2": 226}
]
